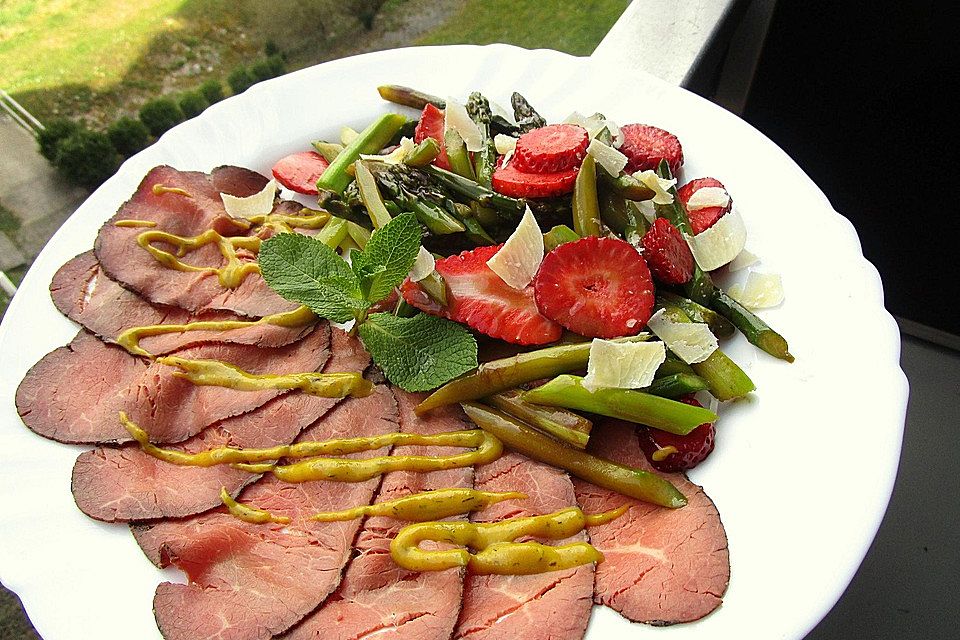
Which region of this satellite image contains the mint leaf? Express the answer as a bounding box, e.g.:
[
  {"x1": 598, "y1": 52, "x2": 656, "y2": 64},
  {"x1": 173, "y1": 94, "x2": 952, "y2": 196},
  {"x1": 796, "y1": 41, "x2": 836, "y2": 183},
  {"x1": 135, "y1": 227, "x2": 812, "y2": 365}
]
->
[
  {"x1": 354, "y1": 212, "x2": 421, "y2": 303},
  {"x1": 358, "y1": 312, "x2": 478, "y2": 391},
  {"x1": 258, "y1": 233, "x2": 368, "y2": 323}
]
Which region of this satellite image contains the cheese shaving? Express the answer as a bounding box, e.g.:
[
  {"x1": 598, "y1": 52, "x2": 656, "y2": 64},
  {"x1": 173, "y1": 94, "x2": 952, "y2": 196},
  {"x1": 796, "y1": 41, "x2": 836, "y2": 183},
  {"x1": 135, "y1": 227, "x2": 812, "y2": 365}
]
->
[
  {"x1": 494, "y1": 134, "x2": 518, "y2": 155},
  {"x1": 636, "y1": 200, "x2": 657, "y2": 224},
  {"x1": 583, "y1": 339, "x2": 665, "y2": 391},
  {"x1": 728, "y1": 248, "x2": 760, "y2": 272},
  {"x1": 221, "y1": 179, "x2": 277, "y2": 219},
  {"x1": 486, "y1": 207, "x2": 543, "y2": 289},
  {"x1": 633, "y1": 170, "x2": 676, "y2": 205},
  {"x1": 359, "y1": 137, "x2": 412, "y2": 165},
  {"x1": 445, "y1": 97, "x2": 484, "y2": 152},
  {"x1": 686, "y1": 208, "x2": 747, "y2": 270},
  {"x1": 728, "y1": 271, "x2": 784, "y2": 309},
  {"x1": 587, "y1": 138, "x2": 628, "y2": 176},
  {"x1": 409, "y1": 246, "x2": 436, "y2": 282},
  {"x1": 646, "y1": 309, "x2": 718, "y2": 364},
  {"x1": 686, "y1": 186, "x2": 730, "y2": 210},
  {"x1": 563, "y1": 111, "x2": 624, "y2": 146}
]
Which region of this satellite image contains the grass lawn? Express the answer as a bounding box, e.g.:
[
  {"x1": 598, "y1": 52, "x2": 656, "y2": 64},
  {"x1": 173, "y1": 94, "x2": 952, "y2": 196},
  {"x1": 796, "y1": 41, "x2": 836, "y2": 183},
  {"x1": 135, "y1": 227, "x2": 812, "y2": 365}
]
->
[{"x1": 417, "y1": 0, "x2": 630, "y2": 55}]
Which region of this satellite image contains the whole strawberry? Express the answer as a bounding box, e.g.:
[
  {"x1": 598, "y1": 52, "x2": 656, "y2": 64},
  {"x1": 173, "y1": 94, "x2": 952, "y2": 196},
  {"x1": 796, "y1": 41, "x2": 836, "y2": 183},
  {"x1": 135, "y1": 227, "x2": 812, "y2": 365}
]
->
[{"x1": 637, "y1": 396, "x2": 716, "y2": 472}]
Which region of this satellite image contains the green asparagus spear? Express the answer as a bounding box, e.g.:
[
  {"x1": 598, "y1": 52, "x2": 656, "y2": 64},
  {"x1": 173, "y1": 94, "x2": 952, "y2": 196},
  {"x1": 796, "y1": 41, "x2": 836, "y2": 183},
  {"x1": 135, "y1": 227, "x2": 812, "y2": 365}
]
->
[
  {"x1": 423, "y1": 165, "x2": 526, "y2": 216},
  {"x1": 312, "y1": 141, "x2": 344, "y2": 163},
  {"x1": 461, "y1": 402, "x2": 686, "y2": 508},
  {"x1": 417, "y1": 271, "x2": 449, "y2": 307},
  {"x1": 377, "y1": 85, "x2": 445, "y2": 110},
  {"x1": 444, "y1": 128, "x2": 478, "y2": 181},
  {"x1": 657, "y1": 303, "x2": 756, "y2": 400},
  {"x1": 403, "y1": 138, "x2": 441, "y2": 167},
  {"x1": 598, "y1": 171, "x2": 657, "y2": 201},
  {"x1": 654, "y1": 160, "x2": 793, "y2": 362},
  {"x1": 645, "y1": 373, "x2": 710, "y2": 398},
  {"x1": 573, "y1": 155, "x2": 602, "y2": 237},
  {"x1": 522, "y1": 375, "x2": 718, "y2": 435},
  {"x1": 656, "y1": 292, "x2": 735, "y2": 339},
  {"x1": 451, "y1": 203, "x2": 495, "y2": 245},
  {"x1": 354, "y1": 161, "x2": 393, "y2": 229},
  {"x1": 466, "y1": 92, "x2": 497, "y2": 188},
  {"x1": 655, "y1": 352, "x2": 696, "y2": 378},
  {"x1": 416, "y1": 336, "x2": 650, "y2": 415},
  {"x1": 317, "y1": 113, "x2": 408, "y2": 194},
  {"x1": 316, "y1": 216, "x2": 349, "y2": 249},
  {"x1": 511, "y1": 92, "x2": 546, "y2": 133},
  {"x1": 345, "y1": 221, "x2": 371, "y2": 249},
  {"x1": 486, "y1": 390, "x2": 592, "y2": 449}
]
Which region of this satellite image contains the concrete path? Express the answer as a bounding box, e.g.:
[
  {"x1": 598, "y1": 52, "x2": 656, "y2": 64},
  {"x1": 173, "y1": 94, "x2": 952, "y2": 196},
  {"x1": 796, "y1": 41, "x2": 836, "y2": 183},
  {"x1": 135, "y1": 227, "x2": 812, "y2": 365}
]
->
[{"x1": 0, "y1": 114, "x2": 89, "y2": 271}]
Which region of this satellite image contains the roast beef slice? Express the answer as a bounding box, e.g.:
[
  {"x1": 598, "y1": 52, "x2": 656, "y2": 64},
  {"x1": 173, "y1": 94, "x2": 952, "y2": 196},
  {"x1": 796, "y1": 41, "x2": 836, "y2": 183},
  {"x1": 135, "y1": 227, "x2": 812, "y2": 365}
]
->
[{"x1": 573, "y1": 419, "x2": 730, "y2": 625}]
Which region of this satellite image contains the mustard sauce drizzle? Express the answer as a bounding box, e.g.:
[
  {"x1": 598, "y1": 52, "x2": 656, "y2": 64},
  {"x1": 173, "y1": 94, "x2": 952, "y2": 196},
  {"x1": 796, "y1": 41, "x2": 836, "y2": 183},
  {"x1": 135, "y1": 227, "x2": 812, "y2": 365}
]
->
[
  {"x1": 232, "y1": 429, "x2": 503, "y2": 483},
  {"x1": 309, "y1": 488, "x2": 527, "y2": 522},
  {"x1": 114, "y1": 219, "x2": 158, "y2": 228},
  {"x1": 120, "y1": 414, "x2": 502, "y2": 476},
  {"x1": 115, "y1": 305, "x2": 316, "y2": 357},
  {"x1": 136, "y1": 228, "x2": 261, "y2": 289},
  {"x1": 220, "y1": 488, "x2": 290, "y2": 525},
  {"x1": 158, "y1": 356, "x2": 372, "y2": 398},
  {"x1": 390, "y1": 505, "x2": 628, "y2": 575}
]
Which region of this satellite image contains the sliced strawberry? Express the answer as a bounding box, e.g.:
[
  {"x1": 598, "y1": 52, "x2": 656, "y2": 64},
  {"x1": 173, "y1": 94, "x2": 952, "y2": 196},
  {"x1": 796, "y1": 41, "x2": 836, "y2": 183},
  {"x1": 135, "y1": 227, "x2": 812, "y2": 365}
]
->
[
  {"x1": 641, "y1": 218, "x2": 694, "y2": 285},
  {"x1": 492, "y1": 158, "x2": 578, "y2": 199},
  {"x1": 513, "y1": 124, "x2": 589, "y2": 173},
  {"x1": 619, "y1": 123, "x2": 684, "y2": 175},
  {"x1": 533, "y1": 236, "x2": 655, "y2": 338},
  {"x1": 413, "y1": 103, "x2": 452, "y2": 170},
  {"x1": 271, "y1": 151, "x2": 329, "y2": 195},
  {"x1": 677, "y1": 177, "x2": 732, "y2": 235},
  {"x1": 637, "y1": 396, "x2": 716, "y2": 472},
  {"x1": 400, "y1": 244, "x2": 563, "y2": 345}
]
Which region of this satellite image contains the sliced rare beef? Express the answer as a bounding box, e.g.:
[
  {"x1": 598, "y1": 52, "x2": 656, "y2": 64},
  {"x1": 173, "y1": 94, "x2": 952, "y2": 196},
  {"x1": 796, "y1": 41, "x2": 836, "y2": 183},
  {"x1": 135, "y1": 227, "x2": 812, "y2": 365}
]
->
[
  {"x1": 94, "y1": 165, "x2": 295, "y2": 318},
  {"x1": 132, "y1": 385, "x2": 400, "y2": 640},
  {"x1": 573, "y1": 419, "x2": 729, "y2": 625},
  {"x1": 71, "y1": 329, "x2": 369, "y2": 522},
  {"x1": 16, "y1": 324, "x2": 330, "y2": 444},
  {"x1": 284, "y1": 390, "x2": 474, "y2": 640},
  {"x1": 50, "y1": 251, "x2": 312, "y2": 354},
  {"x1": 454, "y1": 452, "x2": 594, "y2": 640}
]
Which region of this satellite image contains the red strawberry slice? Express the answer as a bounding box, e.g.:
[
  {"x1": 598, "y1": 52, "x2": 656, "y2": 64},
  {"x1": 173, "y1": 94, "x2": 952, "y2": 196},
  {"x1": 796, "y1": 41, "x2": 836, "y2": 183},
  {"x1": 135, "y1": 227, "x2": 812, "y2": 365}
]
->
[
  {"x1": 413, "y1": 103, "x2": 452, "y2": 170},
  {"x1": 619, "y1": 123, "x2": 684, "y2": 175},
  {"x1": 513, "y1": 124, "x2": 589, "y2": 173},
  {"x1": 637, "y1": 396, "x2": 716, "y2": 472},
  {"x1": 641, "y1": 218, "x2": 694, "y2": 285},
  {"x1": 271, "y1": 151, "x2": 329, "y2": 195},
  {"x1": 533, "y1": 236, "x2": 655, "y2": 338},
  {"x1": 677, "y1": 177, "x2": 732, "y2": 234},
  {"x1": 492, "y1": 157, "x2": 578, "y2": 199},
  {"x1": 400, "y1": 244, "x2": 563, "y2": 345}
]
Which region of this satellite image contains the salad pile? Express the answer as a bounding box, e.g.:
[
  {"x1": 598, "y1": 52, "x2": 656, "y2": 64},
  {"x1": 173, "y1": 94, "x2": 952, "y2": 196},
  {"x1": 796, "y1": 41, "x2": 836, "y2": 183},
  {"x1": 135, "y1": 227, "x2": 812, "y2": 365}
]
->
[{"x1": 251, "y1": 84, "x2": 792, "y2": 475}]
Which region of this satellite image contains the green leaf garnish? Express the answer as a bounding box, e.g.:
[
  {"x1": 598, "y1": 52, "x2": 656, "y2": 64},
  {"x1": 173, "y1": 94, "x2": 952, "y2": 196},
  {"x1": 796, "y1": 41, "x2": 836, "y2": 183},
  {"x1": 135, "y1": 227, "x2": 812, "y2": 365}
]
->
[
  {"x1": 358, "y1": 313, "x2": 478, "y2": 391},
  {"x1": 353, "y1": 212, "x2": 421, "y2": 302},
  {"x1": 258, "y1": 233, "x2": 367, "y2": 323}
]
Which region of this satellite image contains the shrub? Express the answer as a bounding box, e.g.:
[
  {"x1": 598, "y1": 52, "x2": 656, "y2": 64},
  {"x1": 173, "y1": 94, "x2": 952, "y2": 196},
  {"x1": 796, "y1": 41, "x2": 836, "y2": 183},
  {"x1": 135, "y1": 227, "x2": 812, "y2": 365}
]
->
[
  {"x1": 264, "y1": 40, "x2": 280, "y2": 57},
  {"x1": 227, "y1": 66, "x2": 255, "y2": 95},
  {"x1": 138, "y1": 98, "x2": 185, "y2": 137},
  {"x1": 37, "y1": 119, "x2": 81, "y2": 162},
  {"x1": 199, "y1": 78, "x2": 225, "y2": 105},
  {"x1": 107, "y1": 117, "x2": 150, "y2": 157},
  {"x1": 54, "y1": 129, "x2": 122, "y2": 189},
  {"x1": 250, "y1": 55, "x2": 286, "y2": 82},
  {"x1": 178, "y1": 90, "x2": 209, "y2": 119}
]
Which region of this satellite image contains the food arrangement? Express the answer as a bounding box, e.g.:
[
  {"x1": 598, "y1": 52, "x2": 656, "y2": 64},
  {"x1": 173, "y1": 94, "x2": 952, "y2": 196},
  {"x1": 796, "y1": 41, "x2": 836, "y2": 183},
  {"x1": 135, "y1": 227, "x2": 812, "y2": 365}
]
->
[{"x1": 10, "y1": 80, "x2": 797, "y2": 640}]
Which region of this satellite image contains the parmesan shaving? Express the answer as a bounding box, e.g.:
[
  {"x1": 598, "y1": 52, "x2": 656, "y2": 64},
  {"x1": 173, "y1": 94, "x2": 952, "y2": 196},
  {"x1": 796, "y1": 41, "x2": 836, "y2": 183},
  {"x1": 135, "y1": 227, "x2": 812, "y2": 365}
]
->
[
  {"x1": 409, "y1": 247, "x2": 436, "y2": 282},
  {"x1": 221, "y1": 179, "x2": 277, "y2": 219},
  {"x1": 444, "y1": 97, "x2": 484, "y2": 152},
  {"x1": 486, "y1": 207, "x2": 543, "y2": 289},
  {"x1": 636, "y1": 200, "x2": 657, "y2": 224},
  {"x1": 587, "y1": 138, "x2": 628, "y2": 176},
  {"x1": 686, "y1": 208, "x2": 747, "y2": 270},
  {"x1": 728, "y1": 271, "x2": 784, "y2": 309},
  {"x1": 583, "y1": 339, "x2": 665, "y2": 391},
  {"x1": 563, "y1": 111, "x2": 624, "y2": 146},
  {"x1": 633, "y1": 170, "x2": 676, "y2": 205},
  {"x1": 359, "y1": 137, "x2": 411, "y2": 165},
  {"x1": 686, "y1": 186, "x2": 730, "y2": 210},
  {"x1": 728, "y1": 248, "x2": 760, "y2": 272},
  {"x1": 494, "y1": 134, "x2": 518, "y2": 155},
  {"x1": 646, "y1": 309, "x2": 718, "y2": 364}
]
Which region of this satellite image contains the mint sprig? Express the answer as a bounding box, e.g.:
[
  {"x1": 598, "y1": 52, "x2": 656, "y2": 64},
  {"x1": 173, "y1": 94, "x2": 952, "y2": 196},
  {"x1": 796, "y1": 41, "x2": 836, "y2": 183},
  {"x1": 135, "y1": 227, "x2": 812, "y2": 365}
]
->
[
  {"x1": 258, "y1": 212, "x2": 477, "y2": 391},
  {"x1": 358, "y1": 313, "x2": 477, "y2": 391}
]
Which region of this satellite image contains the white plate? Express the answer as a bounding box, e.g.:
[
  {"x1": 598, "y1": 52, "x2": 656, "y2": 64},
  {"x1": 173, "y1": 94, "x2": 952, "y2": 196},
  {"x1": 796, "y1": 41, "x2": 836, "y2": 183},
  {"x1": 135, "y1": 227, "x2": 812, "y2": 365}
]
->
[{"x1": 0, "y1": 44, "x2": 908, "y2": 639}]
